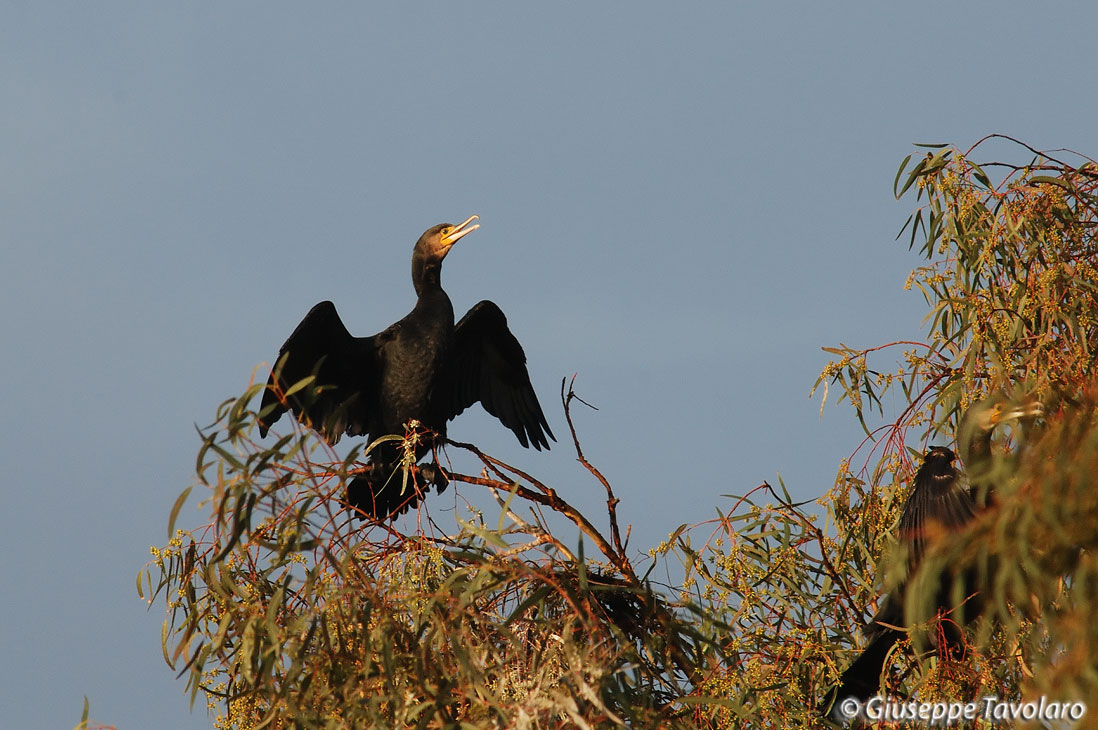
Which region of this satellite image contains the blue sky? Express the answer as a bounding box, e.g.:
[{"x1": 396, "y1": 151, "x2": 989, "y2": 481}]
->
[{"x1": 2, "y1": 3, "x2": 1096, "y2": 728}]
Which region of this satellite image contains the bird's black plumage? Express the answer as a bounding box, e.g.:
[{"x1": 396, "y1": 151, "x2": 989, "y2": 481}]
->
[
  {"x1": 821, "y1": 395, "x2": 1043, "y2": 722},
  {"x1": 257, "y1": 216, "x2": 554, "y2": 519},
  {"x1": 822, "y1": 447, "x2": 970, "y2": 721}
]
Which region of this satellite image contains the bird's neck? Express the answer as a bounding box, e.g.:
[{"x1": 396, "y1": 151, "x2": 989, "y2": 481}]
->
[
  {"x1": 961, "y1": 431, "x2": 995, "y2": 484},
  {"x1": 412, "y1": 257, "x2": 443, "y2": 297},
  {"x1": 963, "y1": 432, "x2": 992, "y2": 468}
]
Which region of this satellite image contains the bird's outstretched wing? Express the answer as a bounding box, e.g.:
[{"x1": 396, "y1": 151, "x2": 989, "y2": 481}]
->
[
  {"x1": 441, "y1": 300, "x2": 554, "y2": 450},
  {"x1": 258, "y1": 301, "x2": 378, "y2": 443}
]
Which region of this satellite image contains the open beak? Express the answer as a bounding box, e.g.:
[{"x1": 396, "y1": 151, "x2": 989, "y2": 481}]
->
[
  {"x1": 442, "y1": 214, "x2": 480, "y2": 248},
  {"x1": 996, "y1": 399, "x2": 1045, "y2": 428},
  {"x1": 1001, "y1": 400, "x2": 1045, "y2": 423}
]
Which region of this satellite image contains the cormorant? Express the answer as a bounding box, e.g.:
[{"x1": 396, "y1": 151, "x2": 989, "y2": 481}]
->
[
  {"x1": 257, "y1": 216, "x2": 555, "y2": 519},
  {"x1": 821, "y1": 394, "x2": 1042, "y2": 722}
]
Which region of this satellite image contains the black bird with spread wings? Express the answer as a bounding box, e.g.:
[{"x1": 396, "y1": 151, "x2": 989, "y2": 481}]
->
[
  {"x1": 257, "y1": 216, "x2": 554, "y2": 519},
  {"x1": 821, "y1": 394, "x2": 1043, "y2": 722}
]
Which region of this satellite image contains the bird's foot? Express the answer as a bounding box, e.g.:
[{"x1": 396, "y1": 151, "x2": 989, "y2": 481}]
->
[{"x1": 416, "y1": 462, "x2": 450, "y2": 495}]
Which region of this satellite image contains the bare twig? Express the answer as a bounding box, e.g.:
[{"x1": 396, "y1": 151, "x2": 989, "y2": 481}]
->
[{"x1": 561, "y1": 375, "x2": 629, "y2": 562}]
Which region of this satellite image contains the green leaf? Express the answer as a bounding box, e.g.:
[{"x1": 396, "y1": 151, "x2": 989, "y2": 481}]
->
[
  {"x1": 896, "y1": 157, "x2": 926, "y2": 199},
  {"x1": 167, "y1": 486, "x2": 192, "y2": 538},
  {"x1": 576, "y1": 535, "x2": 587, "y2": 591},
  {"x1": 970, "y1": 161, "x2": 991, "y2": 188},
  {"x1": 893, "y1": 153, "x2": 913, "y2": 198},
  {"x1": 504, "y1": 585, "x2": 555, "y2": 626},
  {"x1": 73, "y1": 696, "x2": 89, "y2": 730},
  {"x1": 283, "y1": 374, "x2": 317, "y2": 399},
  {"x1": 209, "y1": 441, "x2": 245, "y2": 472},
  {"x1": 1030, "y1": 174, "x2": 1073, "y2": 191}
]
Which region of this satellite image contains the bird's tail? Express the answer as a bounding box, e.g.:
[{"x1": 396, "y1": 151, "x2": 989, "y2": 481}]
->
[{"x1": 820, "y1": 628, "x2": 902, "y2": 725}]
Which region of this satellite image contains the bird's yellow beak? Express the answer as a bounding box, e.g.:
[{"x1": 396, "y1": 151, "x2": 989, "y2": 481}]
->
[{"x1": 442, "y1": 215, "x2": 480, "y2": 248}]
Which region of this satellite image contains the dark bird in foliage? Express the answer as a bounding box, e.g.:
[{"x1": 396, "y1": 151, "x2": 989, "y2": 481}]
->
[
  {"x1": 257, "y1": 216, "x2": 555, "y2": 519},
  {"x1": 821, "y1": 394, "x2": 1043, "y2": 723}
]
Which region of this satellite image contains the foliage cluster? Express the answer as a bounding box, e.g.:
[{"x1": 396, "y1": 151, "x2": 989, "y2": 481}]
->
[
  {"x1": 141, "y1": 380, "x2": 730, "y2": 729},
  {"x1": 804, "y1": 135, "x2": 1098, "y2": 721},
  {"x1": 141, "y1": 137, "x2": 1098, "y2": 729}
]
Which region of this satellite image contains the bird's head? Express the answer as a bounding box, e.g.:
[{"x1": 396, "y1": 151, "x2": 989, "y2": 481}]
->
[
  {"x1": 411, "y1": 215, "x2": 480, "y2": 294},
  {"x1": 917, "y1": 445, "x2": 960, "y2": 496},
  {"x1": 964, "y1": 394, "x2": 1045, "y2": 433},
  {"x1": 416, "y1": 215, "x2": 480, "y2": 261},
  {"x1": 924, "y1": 445, "x2": 957, "y2": 466}
]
